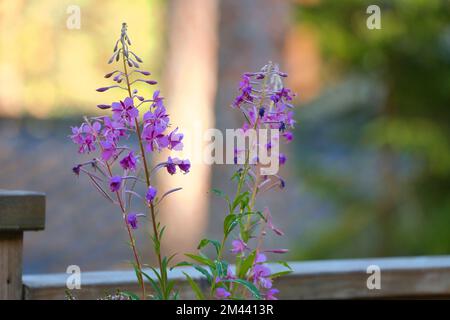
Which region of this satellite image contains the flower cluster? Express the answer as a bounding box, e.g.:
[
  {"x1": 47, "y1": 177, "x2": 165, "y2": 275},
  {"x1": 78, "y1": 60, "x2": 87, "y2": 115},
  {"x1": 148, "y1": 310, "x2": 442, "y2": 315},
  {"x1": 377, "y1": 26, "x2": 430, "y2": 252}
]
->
[
  {"x1": 233, "y1": 65, "x2": 295, "y2": 144},
  {"x1": 184, "y1": 63, "x2": 296, "y2": 301},
  {"x1": 223, "y1": 63, "x2": 296, "y2": 300},
  {"x1": 69, "y1": 23, "x2": 295, "y2": 301},
  {"x1": 70, "y1": 23, "x2": 189, "y2": 300}
]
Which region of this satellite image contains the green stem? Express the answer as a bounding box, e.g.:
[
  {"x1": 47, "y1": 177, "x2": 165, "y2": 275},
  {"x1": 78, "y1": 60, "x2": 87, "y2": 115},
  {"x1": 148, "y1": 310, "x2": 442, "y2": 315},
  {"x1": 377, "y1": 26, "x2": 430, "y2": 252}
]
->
[
  {"x1": 84, "y1": 117, "x2": 146, "y2": 300},
  {"x1": 232, "y1": 65, "x2": 272, "y2": 297},
  {"x1": 122, "y1": 53, "x2": 167, "y2": 299}
]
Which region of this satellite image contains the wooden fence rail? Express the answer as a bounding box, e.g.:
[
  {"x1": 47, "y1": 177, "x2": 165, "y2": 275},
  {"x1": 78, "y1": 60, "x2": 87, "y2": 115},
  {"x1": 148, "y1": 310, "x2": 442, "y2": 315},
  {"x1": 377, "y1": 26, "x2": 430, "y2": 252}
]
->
[
  {"x1": 0, "y1": 190, "x2": 45, "y2": 299},
  {"x1": 22, "y1": 256, "x2": 450, "y2": 300},
  {"x1": 2, "y1": 189, "x2": 450, "y2": 300}
]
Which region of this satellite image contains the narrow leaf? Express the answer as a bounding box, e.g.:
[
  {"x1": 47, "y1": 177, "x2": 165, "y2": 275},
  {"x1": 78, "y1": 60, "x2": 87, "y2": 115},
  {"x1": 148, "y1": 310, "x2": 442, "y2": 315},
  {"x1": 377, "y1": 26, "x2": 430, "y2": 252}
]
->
[{"x1": 182, "y1": 272, "x2": 205, "y2": 300}]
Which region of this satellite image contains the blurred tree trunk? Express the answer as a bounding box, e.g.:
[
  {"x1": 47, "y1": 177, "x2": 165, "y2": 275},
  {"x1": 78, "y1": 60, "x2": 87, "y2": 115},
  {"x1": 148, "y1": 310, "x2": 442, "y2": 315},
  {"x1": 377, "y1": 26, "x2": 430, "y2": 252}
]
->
[
  {"x1": 159, "y1": 0, "x2": 290, "y2": 259},
  {"x1": 159, "y1": 0, "x2": 219, "y2": 259},
  {"x1": 215, "y1": 0, "x2": 290, "y2": 131},
  {"x1": 208, "y1": 0, "x2": 290, "y2": 241}
]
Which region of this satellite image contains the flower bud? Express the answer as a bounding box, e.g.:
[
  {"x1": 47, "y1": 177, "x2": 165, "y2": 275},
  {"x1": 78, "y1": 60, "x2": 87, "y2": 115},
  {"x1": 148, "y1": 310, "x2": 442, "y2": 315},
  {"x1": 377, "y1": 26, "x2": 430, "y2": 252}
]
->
[
  {"x1": 97, "y1": 104, "x2": 111, "y2": 109},
  {"x1": 146, "y1": 186, "x2": 157, "y2": 203},
  {"x1": 96, "y1": 87, "x2": 111, "y2": 92}
]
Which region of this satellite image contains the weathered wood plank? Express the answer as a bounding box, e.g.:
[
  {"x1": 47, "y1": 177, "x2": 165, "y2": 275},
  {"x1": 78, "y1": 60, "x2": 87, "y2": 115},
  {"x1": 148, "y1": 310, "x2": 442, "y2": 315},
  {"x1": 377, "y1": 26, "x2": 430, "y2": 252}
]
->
[
  {"x1": 22, "y1": 256, "x2": 450, "y2": 300},
  {"x1": 0, "y1": 190, "x2": 45, "y2": 231},
  {"x1": 0, "y1": 190, "x2": 46, "y2": 299},
  {"x1": 0, "y1": 232, "x2": 23, "y2": 299}
]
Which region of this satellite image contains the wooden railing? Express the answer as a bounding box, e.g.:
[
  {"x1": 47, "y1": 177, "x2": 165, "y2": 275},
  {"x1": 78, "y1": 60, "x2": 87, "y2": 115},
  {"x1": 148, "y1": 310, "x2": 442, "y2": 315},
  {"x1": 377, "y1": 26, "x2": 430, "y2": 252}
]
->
[
  {"x1": 2, "y1": 190, "x2": 450, "y2": 300},
  {"x1": 0, "y1": 190, "x2": 45, "y2": 299},
  {"x1": 22, "y1": 256, "x2": 450, "y2": 300}
]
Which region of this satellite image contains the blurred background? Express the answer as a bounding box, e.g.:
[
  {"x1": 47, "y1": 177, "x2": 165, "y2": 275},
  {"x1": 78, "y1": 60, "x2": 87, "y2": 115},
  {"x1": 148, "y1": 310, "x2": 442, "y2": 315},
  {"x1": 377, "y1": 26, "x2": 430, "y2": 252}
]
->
[{"x1": 0, "y1": 0, "x2": 449, "y2": 274}]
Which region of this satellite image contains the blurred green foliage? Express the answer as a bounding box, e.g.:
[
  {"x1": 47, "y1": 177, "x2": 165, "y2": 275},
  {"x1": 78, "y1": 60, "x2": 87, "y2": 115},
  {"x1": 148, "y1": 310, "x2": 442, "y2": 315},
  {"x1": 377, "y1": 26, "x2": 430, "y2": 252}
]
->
[{"x1": 294, "y1": 0, "x2": 450, "y2": 258}]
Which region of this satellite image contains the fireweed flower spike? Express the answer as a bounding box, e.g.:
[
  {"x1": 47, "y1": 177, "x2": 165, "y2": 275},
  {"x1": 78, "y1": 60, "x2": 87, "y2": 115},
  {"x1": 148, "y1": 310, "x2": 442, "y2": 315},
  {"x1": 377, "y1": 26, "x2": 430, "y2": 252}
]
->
[
  {"x1": 183, "y1": 62, "x2": 296, "y2": 300},
  {"x1": 69, "y1": 23, "x2": 189, "y2": 300}
]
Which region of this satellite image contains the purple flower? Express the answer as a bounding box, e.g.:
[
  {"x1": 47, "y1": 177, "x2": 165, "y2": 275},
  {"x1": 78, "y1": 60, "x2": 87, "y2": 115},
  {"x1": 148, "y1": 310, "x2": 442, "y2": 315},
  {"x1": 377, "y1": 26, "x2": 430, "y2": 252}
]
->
[
  {"x1": 165, "y1": 157, "x2": 190, "y2": 175},
  {"x1": 109, "y1": 176, "x2": 122, "y2": 192},
  {"x1": 178, "y1": 159, "x2": 191, "y2": 173},
  {"x1": 252, "y1": 264, "x2": 272, "y2": 289},
  {"x1": 279, "y1": 153, "x2": 287, "y2": 166},
  {"x1": 127, "y1": 212, "x2": 138, "y2": 229},
  {"x1": 282, "y1": 131, "x2": 293, "y2": 142},
  {"x1": 255, "y1": 253, "x2": 267, "y2": 264},
  {"x1": 151, "y1": 90, "x2": 164, "y2": 108},
  {"x1": 120, "y1": 151, "x2": 137, "y2": 171},
  {"x1": 215, "y1": 265, "x2": 236, "y2": 284},
  {"x1": 141, "y1": 124, "x2": 169, "y2": 152},
  {"x1": 146, "y1": 186, "x2": 157, "y2": 203},
  {"x1": 265, "y1": 288, "x2": 279, "y2": 300},
  {"x1": 271, "y1": 87, "x2": 294, "y2": 103},
  {"x1": 233, "y1": 75, "x2": 253, "y2": 108},
  {"x1": 72, "y1": 165, "x2": 81, "y2": 176},
  {"x1": 167, "y1": 128, "x2": 184, "y2": 151},
  {"x1": 143, "y1": 104, "x2": 169, "y2": 132},
  {"x1": 231, "y1": 239, "x2": 247, "y2": 254},
  {"x1": 70, "y1": 122, "x2": 100, "y2": 154},
  {"x1": 166, "y1": 157, "x2": 177, "y2": 175},
  {"x1": 101, "y1": 140, "x2": 117, "y2": 161},
  {"x1": 102, "y1": 116, "x2": 126, "y2": 142},
  {"x1": 215, "y1": 288, "x2": 231, "y2": 299},
  {"x1": 111, "y1": 97, "x2": 138, "y2": 125},
  {"x1": 225, "y1": 266, "x2": 236, "y2": 280}
]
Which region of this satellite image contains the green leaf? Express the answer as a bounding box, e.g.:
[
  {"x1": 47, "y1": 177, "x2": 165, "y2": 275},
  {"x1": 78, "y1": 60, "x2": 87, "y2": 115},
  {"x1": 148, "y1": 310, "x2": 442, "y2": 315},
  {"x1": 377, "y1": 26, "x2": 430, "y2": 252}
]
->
[
  {"x1": 166, "y1": 253, "x2": 178, "y2": 266},
  {"x1": 270, "y1": 270, "x2": 293, "y2": 279},
  {"x1": 232, "y1": 191, "x2": 249, "y2": 211},
  {"x1": 212, "y1": 188, "x2": 232, "y2": 212},
  {"x1": 148, "y1": 266, "x2": 163, "y2": 284},
  {"x1": 159, "y1": 226, "x2": 166, "y2": 241},
  {"x1": 238, "y1": 251, "x2": 256, "y2": 278},
  {"x1": 120, "y1": 291, "x2": 140, "y2": 300},
  {"x1": 182, "y1": 272, "x2": 205, "y2": 300},
  {"x1": 274, "y1": 260, "x2": 292, "y2": 270},
  {"x1": 212, "y1": 188, "x2": 225, "y2": 197},
  {"x1": 197, "y1": 238, "x2": 221, "y2": 255},
  {"x1": 230, "y1": 170, "x2": 241, "y2": 182},
  {"x1": 141, "y1": 270, "x2": 163, "y2": 299},
  {"x1": 131, "y1": 263, "x2": 143, "y2": 287},
  {"x1": 223, "y1": 214, "x2": 238, "y2": 236},
  {"x1": 223, "y1": 279, "x2": 261, "y2": 299},
  {"x1": 193, "y1": 265, "x2": 213, "y2": 285},
  {"x1": 171, "y1": 261, "x2": 192, "y2": 269},
  {"x1": 185, "y1": 253, "x2": 215, "y2": 268},
  {"x1": 214, "y1": 260, "x2": 229, "y2": 278},
  {"x1": 166, "y1": 280, "x2": 176, "y2": 298}
]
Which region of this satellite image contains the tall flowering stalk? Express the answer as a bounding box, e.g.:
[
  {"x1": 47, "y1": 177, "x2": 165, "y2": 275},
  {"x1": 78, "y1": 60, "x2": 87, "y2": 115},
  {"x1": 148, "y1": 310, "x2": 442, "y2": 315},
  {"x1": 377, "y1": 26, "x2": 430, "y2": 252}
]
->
[
  {"x1": 70, "y1": 23, "x2": 190, "y2": 300},
  {"x1": 180, "y1": 62, "x2": 295, "y2": 300}
]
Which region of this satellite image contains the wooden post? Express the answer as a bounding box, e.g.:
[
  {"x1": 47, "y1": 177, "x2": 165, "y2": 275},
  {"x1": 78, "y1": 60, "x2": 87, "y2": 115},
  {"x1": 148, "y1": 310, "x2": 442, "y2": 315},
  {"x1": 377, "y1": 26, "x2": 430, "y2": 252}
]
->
[{"x1": 0, "y1": 190, "x2": 45, "y2": 300}]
